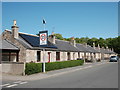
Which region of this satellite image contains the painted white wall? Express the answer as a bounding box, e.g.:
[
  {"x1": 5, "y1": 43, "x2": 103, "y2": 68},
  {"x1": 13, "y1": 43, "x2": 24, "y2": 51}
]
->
[
  {"x1": 80, "y1": 52, "x2": 84, "y2": 59},
  {"x1": 60, "y1": 52, "x2": 67, "y2": 61}
]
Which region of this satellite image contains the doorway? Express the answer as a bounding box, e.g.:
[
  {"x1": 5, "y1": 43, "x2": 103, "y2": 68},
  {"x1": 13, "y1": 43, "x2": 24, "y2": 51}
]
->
[{"x1": 48, "y1": 52, "x2": 51, "y2": 63}]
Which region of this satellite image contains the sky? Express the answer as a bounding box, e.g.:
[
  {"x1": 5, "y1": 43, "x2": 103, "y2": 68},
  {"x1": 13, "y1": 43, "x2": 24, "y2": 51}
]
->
[{"x1": 2, "y1": 2, "x2": 118, "y2": 39}]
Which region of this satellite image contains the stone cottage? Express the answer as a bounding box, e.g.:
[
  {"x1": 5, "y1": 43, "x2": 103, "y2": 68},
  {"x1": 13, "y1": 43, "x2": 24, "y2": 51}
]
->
[{"x1": 1, "y1": 20, "x2": 116, "y2": 64}]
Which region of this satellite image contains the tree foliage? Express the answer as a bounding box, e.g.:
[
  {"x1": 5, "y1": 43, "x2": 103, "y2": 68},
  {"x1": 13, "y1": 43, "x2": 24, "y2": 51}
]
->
[{"x1": 54, "y1": 33, "x2": 64, "y2": 40}]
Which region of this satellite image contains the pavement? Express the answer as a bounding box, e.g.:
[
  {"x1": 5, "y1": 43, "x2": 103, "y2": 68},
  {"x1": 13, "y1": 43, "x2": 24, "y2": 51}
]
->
[{"x1": 1, "y1": 60, "x2": 109, "y2": 81}]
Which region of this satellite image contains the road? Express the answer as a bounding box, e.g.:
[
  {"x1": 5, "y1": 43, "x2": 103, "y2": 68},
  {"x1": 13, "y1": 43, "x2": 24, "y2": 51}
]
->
[{"x1": 2, "y1": 61, "x2": 118, "y2": 88}]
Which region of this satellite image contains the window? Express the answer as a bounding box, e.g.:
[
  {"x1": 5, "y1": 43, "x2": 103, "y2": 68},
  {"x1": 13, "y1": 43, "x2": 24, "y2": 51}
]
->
[
  {"x1": 56, "y1": 52, "x2": 60, "y2": 61},
  {"x1": 67, "y1": 52, "x2": 70, "y2": 60},
  {"x1": 2, "y1": 52, "x2": 10, "y2": 62},
  {"x1": 37, "y1": 51, "x2": 41, "y2": 62},
  {"x1": 48, "y1": 52, "x2": 51, "y2": 63},
  {"x1": 2, "y1": 51, "x2": 18, "y2": 62},
  {"x1": 78, "y1": 52, "x2": 80, "y2": 58}
]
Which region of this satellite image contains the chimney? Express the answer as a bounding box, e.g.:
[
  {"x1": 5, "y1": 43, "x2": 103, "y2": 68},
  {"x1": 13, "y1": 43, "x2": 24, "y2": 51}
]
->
[
  {"x1": 11, "y1": 20, "x2": 19, "y2": 39},
  {"x1": 93, "y1": 42, "x2": 95, "y2": 49},
  {"x1": 69, "y1": 37, "x2": 76, "y2": 47},
  {"x1": 112, "y1": 48, "x2": 114, "y2": 52},
  {"x1": 106, "y1": 46, "x2": 109, "y2": 51},
  {"x1": 97, "y1": 44, "x2": 100, "y2": 50},
  {"x1": 48, "y1": 32, "x2": 56, "y2": 44}
]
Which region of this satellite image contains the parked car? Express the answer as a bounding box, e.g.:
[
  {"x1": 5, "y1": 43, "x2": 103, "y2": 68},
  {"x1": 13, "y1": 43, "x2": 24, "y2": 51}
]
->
[{"x1": 109, "y1": 56, "x2": 119, "y2": 62}]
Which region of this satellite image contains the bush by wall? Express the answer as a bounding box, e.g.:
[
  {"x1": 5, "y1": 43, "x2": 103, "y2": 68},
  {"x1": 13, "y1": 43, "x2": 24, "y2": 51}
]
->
[
  {"x1": 25, "y1": 63, "x2": 42, "y2": 75},
  {"x1": 45, "y1": 60, "x2": 84, "y2": 71},
  {"x1": 25, "y1": 60, "x2": 84, "y2": 75}
]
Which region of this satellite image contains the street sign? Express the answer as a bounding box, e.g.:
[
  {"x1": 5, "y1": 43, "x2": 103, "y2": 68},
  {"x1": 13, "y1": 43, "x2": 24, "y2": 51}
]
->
[
  {"x1": 39, "y1": 30, "x2": 48, "y2": 73},
  {"x1": 39, "y1": 31, "x2": 48, "y2": 46}
]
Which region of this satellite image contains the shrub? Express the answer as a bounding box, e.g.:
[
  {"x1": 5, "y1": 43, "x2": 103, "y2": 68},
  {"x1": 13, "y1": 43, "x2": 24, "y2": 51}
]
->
[
  {"x1": 45, "y1": 60, "x2": 84, "y2": 71},
  {"x1": 25, "y1": 60, "x2": 84, "y2": 75},
  {"x1": 25, "y1": 63, "x2": 42, "y2": 75}
]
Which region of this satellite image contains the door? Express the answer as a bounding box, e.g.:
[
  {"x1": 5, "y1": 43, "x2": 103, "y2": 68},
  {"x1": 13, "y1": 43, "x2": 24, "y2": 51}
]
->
[
  {"x1": 48, "y1": 52, "x2": 51, "y2": 63},
  {"x1": 67, "y1": 52, "x2": 70, "y2": 60}
]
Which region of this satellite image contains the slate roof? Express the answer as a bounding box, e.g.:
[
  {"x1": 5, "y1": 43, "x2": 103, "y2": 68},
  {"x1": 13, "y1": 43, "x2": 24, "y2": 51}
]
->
[
  {"x1": 3, "y1": 30, "x2": 116, "y2": 53},
  {"x1": 87, "y1": 45, "x2": 100, "y2": 53},
  {"x1": 18, "y1": 33, "x2": 80, "y2": 52},
  {"x1": 1, "y1": 39, "x2": 19, "y2": 50},
  {"x1": 19, "y1": 33, "x2": 57, "y2": 49},
  {"x1": 76, "y1": 44, "x2": 88, "y2": 52},
  {"x1": 100, "y1": 48, "x2": 115, "y2": 54},
  {"x1": 55, "y1": 39, "x2": 79, "y2": 52}
]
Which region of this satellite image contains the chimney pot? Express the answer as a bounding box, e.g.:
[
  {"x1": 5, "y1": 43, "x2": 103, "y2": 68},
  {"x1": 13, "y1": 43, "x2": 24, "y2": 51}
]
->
[
  {"x1": 11, "y1": 20, "x2": 19, "y2": 39},
  {"x1": 13, "y1": 20, "x2": 17, "y2": 26},
  {"x1": 48, "y1": 32, "x2": 56, "y2": 44},
  {"x1": 69, "y1": 37, "x2": 76, "y2": 47}
]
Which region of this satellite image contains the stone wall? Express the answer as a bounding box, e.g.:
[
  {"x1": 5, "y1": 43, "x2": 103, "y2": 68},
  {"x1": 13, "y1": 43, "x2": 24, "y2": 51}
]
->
[
  {"x1": 2, "y1": 62, "x2": 25, "y2": 75},
  {"x1": 26, "y1": 49, "x2": 38, "y2": 62},
  {"x1": 60, "y1": 52, "x2": 67, "y2": 61},
  {"x1": 2, "y1": 30, "x2": 27, "y2": 62},
  {"x1": 40, "y1": 51, "x2": 56, "y2": 63},
  {"x1": 95, "y1": 53, "x2": 101, "y2": 60}
]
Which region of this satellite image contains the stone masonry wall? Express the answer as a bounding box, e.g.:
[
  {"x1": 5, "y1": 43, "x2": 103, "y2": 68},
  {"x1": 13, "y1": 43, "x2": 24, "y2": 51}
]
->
[
  {"x1": 26, "y1": 49, "x2": 38, "y2": 62},
  {"x1": 2, "y1": 30, "x2": 27, "y2": 62}
]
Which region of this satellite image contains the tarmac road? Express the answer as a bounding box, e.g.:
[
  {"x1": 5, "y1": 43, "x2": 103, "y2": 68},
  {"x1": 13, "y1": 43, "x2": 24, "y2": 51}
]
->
[{"x1": 2, "y1": 61, "x2": 118, "y2": 88}]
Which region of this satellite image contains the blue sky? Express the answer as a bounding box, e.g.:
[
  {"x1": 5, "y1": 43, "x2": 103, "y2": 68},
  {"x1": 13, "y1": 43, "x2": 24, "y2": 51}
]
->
[{"x1": 2, "y1": 2, "x2": 118, "y2": 39}]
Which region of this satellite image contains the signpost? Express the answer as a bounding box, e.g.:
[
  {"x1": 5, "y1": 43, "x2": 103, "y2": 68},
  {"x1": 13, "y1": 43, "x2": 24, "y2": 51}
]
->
[{"x1": 39, "y1": 30, "x2": 48, "y2": 73}]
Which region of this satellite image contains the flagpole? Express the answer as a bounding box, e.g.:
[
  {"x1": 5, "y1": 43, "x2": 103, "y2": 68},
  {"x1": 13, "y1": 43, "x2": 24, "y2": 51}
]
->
[
  {"x1": 43, "y1": 24, "x2": 45, "y2": 31},
  {"x1": 43, "y1": 19, "x2": 46, "y2": 73}
]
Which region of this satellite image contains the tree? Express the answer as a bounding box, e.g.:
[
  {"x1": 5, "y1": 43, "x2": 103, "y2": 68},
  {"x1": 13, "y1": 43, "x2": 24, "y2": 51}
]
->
[
  {"x1": 54, "y1": 33, "x2": 64, "y2": 40},
  {"x1": 111, "y1": 36, "x2": 120, "y2": 54},
  {"x1": 98, "y1": 37, "x2": 106, "y2": 48},
  {"x1": 87, "y1": 37, "x2": 98, "y2": 47}
]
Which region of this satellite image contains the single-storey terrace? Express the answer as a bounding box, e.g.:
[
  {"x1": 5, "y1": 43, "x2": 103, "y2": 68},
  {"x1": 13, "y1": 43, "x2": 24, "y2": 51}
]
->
[{"x1": 1, "y1": 20, "x2": 116, "y2": 64}]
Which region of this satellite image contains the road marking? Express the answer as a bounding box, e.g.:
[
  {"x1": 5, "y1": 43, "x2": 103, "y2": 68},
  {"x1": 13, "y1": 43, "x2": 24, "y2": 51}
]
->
[
  {"x1": 13, "y1": 81, "x2": 22, "y2": 83},
  {"x1": 0, "y1": 84, "x2": 10, "y2": 87},
  {"x1": 6, "y1": 84, "x2": 18, "y2": 88},
  {"x1": 19, "y1": 82, "x2": 28, "y2": 84}
]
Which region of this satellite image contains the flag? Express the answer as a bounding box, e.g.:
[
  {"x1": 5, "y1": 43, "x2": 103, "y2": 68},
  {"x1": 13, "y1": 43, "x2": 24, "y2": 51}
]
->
[{"x1": 43, "y1": 19, "x2": 46, "y2": 24}]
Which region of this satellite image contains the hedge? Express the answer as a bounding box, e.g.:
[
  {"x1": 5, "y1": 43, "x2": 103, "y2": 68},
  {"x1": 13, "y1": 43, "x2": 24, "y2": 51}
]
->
[
  {"x1": 25, "y1": 60, "x2": 84, "y2": 75},
  {"x1": 25, "y1": 63, "x2": 42, "y2": 75}
]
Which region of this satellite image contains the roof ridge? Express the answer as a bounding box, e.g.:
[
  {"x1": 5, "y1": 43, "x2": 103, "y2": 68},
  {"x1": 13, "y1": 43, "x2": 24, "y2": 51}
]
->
[
  {"x1": 5, "y1": 29, "x2": 39, "y2": 37},
  {"x1": 19, "y1": 32, "x2": 39, "y2": 37},
  {"x1": 56, "y1": 39, "x2": 69, "y2": 43}
]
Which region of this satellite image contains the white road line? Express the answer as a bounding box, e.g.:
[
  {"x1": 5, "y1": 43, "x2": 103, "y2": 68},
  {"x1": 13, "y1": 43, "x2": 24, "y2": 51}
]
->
[
  {"x1": 13, "y1": 81, "x2": 22, "y2": 83},
  {"x1": 0, "y1": 84, "x2": 10, "y2": 87},
  {"x1": 19, "y1": 82, "x2": 28, "y2": 84},
  {"x1": 6, "y1": 84, "x2": 18, "y2": 88}
]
